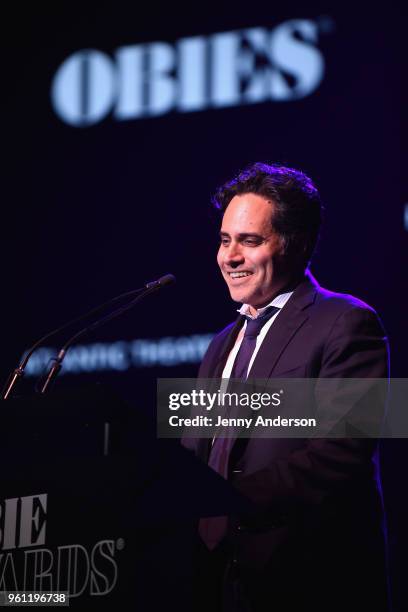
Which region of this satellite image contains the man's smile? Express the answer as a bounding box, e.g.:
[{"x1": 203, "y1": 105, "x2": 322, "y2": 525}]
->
[{"x1": 227, "y1": 271, "x2": 253, "y2": 280}]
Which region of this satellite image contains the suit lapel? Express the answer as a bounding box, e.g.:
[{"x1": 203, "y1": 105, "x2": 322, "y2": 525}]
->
[
  {"x1": 246, "y1": 273, "x2": 318, "y2": 378},
  {"x1": 211, "y1": 315, "x2": 244, "y2": 378},
  {"x1": 208, "y1": 273, "x2": 319, "y2": 379}
]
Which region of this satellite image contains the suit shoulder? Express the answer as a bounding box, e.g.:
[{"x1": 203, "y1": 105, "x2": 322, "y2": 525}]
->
[
  {"x1": 314, "y1": 285, "x2": 377, "y2": 316},
  {"x1": 311, "y1": 284, "x2": 387, "y2": 340}
]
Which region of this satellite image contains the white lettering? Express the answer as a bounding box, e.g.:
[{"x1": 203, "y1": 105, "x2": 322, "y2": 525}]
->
[
  {"x1": 147, "y1": 42, "x2": 176, "y2": 116},
  {"x1": 2, "y1": 498, "x2": 18, "y2": 550},
  {"x1": 211, "y1": 32, "x2": 241, "y2": 107},
  {"x1": 115, "y1": 45, "x2": 144, "y2": 119},
  {"x1": 0, "y1": 553, "x2": 18, "y2": 590},
  {"x1": 90, "y1": 540, "x2": 118, "y2": 595},
  {"x1": 19, "y1": 494, "x2": 47, "y2": 548},
  {"x1": 51, "y1": 50, "x2": 116, "y2": 127},
  {"x1": 24, "y1": 548, "x2": 53, "y2": 591},
  {"x1": 51, "y1": 19, "x2": 329, "y2": 126},
  {"x1": 270, "y1": 19, "x2": 324, "y2": 99},
  {"x1": 178, "y1": 36, "x2": 207, "y2": 111}
]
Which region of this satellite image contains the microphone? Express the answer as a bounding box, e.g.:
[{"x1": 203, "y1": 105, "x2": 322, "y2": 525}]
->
[
  {"x1": 1, "y1": 274, "x2": 176, "y2": 399},
  {"x1": 145, "y1": 273, "x2": 176, "y2": 290},
  {"x1": 38, "y1": 273, "x2": 176, "y2": 393}
]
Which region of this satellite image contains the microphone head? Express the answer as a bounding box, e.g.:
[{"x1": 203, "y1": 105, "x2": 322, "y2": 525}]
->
[
  {"x1": 145, "y1": 274, "x2": 176, "y2": 290},
  {"x1": 158, "y1": 274, "x2": 176, "y2": 287}
]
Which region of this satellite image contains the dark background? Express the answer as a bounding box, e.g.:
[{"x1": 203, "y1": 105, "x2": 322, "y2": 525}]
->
[{"x1": 1, "y1": 1, "x2": 406, "y2": 609}]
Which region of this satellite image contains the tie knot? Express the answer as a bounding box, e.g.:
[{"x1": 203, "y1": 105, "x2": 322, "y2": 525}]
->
[{"x1": 244, "y1": 305, "x2": 280, "y2": 338}]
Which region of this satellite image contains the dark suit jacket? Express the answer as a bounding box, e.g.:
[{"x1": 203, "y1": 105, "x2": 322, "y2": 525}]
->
[{"x1": 188, "y1": 272, "x2": 390, "y2": 612}]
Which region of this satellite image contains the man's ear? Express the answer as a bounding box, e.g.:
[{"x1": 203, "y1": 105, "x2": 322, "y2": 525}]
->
[
  {"x1": 277, "y1": 235, "x2": 287, "y2": 257},
  {"x1": 276, "y1": 236, "x2": 304, "y2": 273}
]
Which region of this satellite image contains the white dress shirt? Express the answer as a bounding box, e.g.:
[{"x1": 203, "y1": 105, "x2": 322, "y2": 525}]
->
[{"x1": 221, "y1": 291, "x2": 294, "y2": 379}]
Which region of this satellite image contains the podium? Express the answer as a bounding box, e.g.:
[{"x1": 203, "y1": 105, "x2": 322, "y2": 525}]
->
[{"x1": 0, "y1": 386, "x2": 248, "y2": 611}]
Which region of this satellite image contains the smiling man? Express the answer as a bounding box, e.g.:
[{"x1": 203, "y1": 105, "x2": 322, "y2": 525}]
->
[
  {"x1": 218, "y1": 193, "x2": 290, "y2": 313},
  {"x1": 188, "y1": 163, "x2": 390, "y2": 612}
]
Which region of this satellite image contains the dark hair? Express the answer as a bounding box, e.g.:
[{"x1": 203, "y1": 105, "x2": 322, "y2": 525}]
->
[{"x1": 212, "y1": 162, "x2": 323, "y2": 269}]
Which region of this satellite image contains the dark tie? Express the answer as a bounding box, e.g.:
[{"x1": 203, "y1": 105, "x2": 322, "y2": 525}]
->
[
  {"x1": 230, "y1": 306, "x2": 280, "y2": 380},
  {"x1": 198, "y1": 305, "x2": 280, "y2": 549}
]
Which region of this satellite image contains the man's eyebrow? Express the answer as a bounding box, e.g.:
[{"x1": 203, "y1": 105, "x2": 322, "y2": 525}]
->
[
  {"x1": 238, "y1": 232, "x2": 263, "y2": 239},
  {"x1": 219, "y1": 231, "x2": 264, "y2": 239}
]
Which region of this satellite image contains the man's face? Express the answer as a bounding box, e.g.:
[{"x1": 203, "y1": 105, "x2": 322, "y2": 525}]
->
[{"x1": 217, "y1": 193, "x2": 286, "y2": 310}]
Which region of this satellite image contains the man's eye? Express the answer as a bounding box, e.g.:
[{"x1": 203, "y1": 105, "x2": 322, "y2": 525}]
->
[
  {"x1": 243, "y1": 238, "x2": 260, "y2": 246},
  {"x1": 220, "y1": 238, "x2": 230, "y2": 246}
]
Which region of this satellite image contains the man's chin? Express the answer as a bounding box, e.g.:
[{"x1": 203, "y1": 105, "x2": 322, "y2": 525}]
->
[
  {"x1": 228, "y1": 286, "x2": 274, "y2": 309},
  {"x1": 228, "y1": 287, "x2": 252, "y2": 304}
]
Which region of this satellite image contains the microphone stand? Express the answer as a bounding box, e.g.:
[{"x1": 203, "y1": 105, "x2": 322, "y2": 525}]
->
[
  {"x1": 2, "y1": 274, "x2": 175, "y2": 400},
  {"x1": 39, "y1": 277, "x2": 174, "y2": 393}
]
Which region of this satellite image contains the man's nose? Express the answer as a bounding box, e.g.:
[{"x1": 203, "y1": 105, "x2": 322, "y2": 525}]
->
[{"x1": 225, "y1": 242, "x2": 244, "y2": 267}]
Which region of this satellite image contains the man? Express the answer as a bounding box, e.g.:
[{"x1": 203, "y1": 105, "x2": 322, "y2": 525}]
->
[{"x1": 187, "y1": 163, "x2": 390, "y2": 612}]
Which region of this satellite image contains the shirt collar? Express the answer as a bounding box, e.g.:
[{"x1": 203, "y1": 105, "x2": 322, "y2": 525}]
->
[{"x1": 238, "y1": 291, "x2": 294, "y2": 320}]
